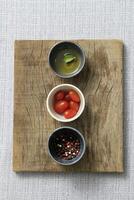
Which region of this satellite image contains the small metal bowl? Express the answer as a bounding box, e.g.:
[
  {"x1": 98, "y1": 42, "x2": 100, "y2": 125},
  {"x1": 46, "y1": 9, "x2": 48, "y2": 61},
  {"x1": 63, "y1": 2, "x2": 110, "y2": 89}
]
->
[
  {"x1": 48, "y1": 41, "x2": 85, "y2": 78},
  {"x1": 48, "y1": 127, "x2": 86, "y2": 165}
]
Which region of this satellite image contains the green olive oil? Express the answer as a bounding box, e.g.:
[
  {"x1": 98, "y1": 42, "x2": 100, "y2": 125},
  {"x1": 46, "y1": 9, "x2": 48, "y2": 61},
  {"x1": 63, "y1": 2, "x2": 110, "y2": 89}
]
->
[{"x1": 54, "y1": 49, "x2": 81, "y2": 76}]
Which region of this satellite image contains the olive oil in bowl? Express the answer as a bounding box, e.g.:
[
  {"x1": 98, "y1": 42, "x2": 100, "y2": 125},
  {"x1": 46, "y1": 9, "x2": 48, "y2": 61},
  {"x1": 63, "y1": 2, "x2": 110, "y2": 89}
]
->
[
  {"x1": 55, "y1": 49, "x2": 81, "y2": 75},
  {"x1": 49, "y1": 41, "x2": 85, "y2": 78}
]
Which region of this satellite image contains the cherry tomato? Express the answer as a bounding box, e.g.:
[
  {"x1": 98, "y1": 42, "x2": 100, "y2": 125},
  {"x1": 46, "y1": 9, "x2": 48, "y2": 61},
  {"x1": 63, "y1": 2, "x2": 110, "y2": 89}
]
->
[
  {"x1": 54, "y1": 100, "x2": 69, "y2": 114},
  {"x1": 69, "y1": 101, "x2": 79, "y2": 112},
  {"x1": 54, "y1": 91, "x2": 65, "y2": 101},
  {"x1": 64, "y1": 109, "x2": 77, "y2": 119},
  {"x1": 64, "y1": 94, "x2": 71, "y2": 101},
  {"x1": 69, "y1": 90, "x2": 80, "y2": 103}
]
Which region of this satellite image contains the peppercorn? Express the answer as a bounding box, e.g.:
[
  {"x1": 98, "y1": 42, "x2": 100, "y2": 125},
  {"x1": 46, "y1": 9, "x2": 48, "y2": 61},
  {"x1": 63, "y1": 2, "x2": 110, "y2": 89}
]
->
[{"x1": 55, "y1": 134, "x2": 80, "y2": 160}]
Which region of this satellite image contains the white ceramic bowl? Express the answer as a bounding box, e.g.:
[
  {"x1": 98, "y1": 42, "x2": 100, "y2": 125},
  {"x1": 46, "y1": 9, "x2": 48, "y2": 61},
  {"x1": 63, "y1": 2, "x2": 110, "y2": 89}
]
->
[{"x1": 46, "y1": 84, "x2": 85, "y2": 122}]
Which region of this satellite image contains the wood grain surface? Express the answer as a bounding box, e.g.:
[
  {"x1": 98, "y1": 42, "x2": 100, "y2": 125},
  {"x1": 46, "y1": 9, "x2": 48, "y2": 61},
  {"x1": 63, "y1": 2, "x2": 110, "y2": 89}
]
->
[{"x1": 13, "y1": 40, "x2": 123, "y2": 172}]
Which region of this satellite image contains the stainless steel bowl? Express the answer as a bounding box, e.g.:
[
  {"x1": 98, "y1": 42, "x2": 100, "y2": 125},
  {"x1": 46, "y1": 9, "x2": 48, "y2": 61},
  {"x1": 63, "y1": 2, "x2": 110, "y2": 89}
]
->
[
  {"x1": 48, "y1": 41, "x2": 85, "y2": 78},
  {"x1": 48, "y1": 126, "x2": 86, "y2": 165}
]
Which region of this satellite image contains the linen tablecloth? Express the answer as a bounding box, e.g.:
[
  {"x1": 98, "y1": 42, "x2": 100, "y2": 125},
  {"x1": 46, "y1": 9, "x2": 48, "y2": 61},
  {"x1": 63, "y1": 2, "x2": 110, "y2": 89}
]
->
[{"x1": 0, "y1": 0, "x2": 133, "y2": 199}]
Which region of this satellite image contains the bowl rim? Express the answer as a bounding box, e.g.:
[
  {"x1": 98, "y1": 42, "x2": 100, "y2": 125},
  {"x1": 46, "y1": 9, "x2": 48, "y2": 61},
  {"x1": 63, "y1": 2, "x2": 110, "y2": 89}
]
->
[
  {"x1": 48, "y1": 126, "x2": 86, "y2": 165},
  {"x1": 48, "y1": 40, "x2": 86, "y2": 78},
  {"x1": 46, "y1": 84, "x2": 85, "y2": 122}
]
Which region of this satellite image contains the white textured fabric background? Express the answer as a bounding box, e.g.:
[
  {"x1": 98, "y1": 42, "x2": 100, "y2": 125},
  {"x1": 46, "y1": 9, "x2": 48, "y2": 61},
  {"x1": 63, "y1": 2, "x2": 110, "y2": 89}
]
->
[{"x1": 0, "y1": 0, "x2": 133, "y2": 199}]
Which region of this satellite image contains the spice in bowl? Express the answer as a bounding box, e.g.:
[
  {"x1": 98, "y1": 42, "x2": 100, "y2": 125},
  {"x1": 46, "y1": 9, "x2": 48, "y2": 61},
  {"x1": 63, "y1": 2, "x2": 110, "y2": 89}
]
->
[
  {"x1": 55, "y1": 134, "x2": 80, "y2": 160},
  {"x1": 48, "y1": 127, "x2": 86, "y2": 165}
]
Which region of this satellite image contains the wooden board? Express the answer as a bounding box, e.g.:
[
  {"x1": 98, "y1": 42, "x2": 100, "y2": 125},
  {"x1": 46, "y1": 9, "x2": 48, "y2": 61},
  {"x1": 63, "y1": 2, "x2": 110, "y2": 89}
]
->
[{"x1": 13, "y1": 40, "x2": 123, "y2": 172}]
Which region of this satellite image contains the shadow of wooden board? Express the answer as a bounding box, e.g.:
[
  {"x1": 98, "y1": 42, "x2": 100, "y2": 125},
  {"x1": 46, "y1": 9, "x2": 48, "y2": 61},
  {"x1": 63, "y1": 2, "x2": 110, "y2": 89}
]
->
[{"x1": 13, "y1": 40, "x2": 123, "y2": 172}]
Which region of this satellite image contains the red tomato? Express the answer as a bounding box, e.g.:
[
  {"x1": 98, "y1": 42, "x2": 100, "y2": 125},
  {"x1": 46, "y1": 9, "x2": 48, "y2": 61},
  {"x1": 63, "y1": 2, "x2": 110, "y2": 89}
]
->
[
  {"x1": 69, "y1": 101, "x2": 79, "y2": 112},
  {"x1": 64, "y1": 109, "x2": 77, "y2": 119},
  {"x1": 64, "y1": 94, "x2": 71, "y2": 101},
  {"x1": 69, "y1": 90, "x2": 80, "y2": 103},
  {"x1": 54, "y1": 91, "x2": 65, "y2": 101},
  {"x1": 54, "y1": 100, "x2": 69, "y2": 114}
]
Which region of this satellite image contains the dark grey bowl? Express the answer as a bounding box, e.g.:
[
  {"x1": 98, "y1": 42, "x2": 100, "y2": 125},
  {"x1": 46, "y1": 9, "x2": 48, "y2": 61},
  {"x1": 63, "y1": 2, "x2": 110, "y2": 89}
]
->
[
  {"x1": 48, "y1": 126, "x2": 86, "y2": 165},
  {"x1": 48, "y1": 41, "x2": 85, "y2": 78}
]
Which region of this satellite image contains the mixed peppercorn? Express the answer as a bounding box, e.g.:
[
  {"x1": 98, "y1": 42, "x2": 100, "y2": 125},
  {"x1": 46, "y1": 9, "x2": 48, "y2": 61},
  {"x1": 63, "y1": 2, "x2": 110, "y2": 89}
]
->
[{"x1": 55, "y1": 134, "x2": 80, "y2": 160}]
